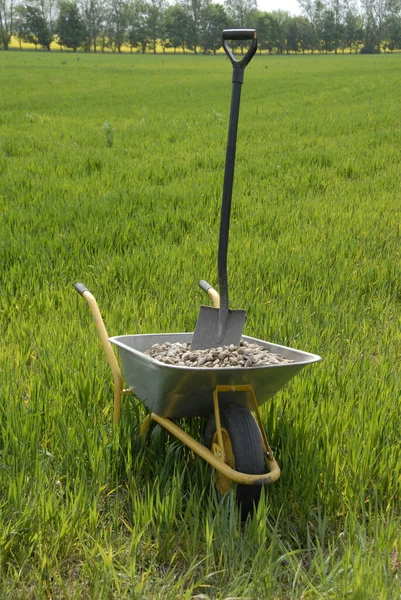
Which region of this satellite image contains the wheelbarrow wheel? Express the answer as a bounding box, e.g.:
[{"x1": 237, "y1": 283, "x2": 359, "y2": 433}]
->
[{"x1": 203, "y1": 402, "x2": 265, "y2": 520}]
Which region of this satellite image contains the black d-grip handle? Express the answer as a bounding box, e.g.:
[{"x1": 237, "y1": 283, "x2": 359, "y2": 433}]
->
[
  {"x1": 222, "y1": 29, "x2": 256, "y2": 41},
  {"x1": 222, "y1": 29, "x2": 257, "y2": 71}
]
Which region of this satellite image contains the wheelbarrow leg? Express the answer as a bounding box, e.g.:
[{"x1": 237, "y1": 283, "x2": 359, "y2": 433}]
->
[
  {"x1": 144, "y1": 405, "x2": 280, "y2": 487},
  {"x1": 74, "y1": 283, "x2": 123, "y2": 425},
  {"x1": 140, "y1": 413, "x2": 153, "y2": 442}
]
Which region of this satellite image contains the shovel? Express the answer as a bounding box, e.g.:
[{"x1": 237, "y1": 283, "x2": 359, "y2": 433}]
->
[{"x1": 191, "y1": 29, "x2": 258, "y2": 351}]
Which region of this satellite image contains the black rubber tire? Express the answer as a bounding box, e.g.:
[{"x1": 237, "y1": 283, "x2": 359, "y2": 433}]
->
[{"x1": 203, "y1": 402, "x2": 265, "y2": 520}]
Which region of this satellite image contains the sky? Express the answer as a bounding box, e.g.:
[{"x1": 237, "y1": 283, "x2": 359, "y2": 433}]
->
[{"x1": 256, "y1": 0, "x2": 301, "y2": 15}]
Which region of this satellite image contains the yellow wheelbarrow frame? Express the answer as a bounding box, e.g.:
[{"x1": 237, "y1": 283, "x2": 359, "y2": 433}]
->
[{"x1": 75, "y1": 283, "x2": 281, "y2": 491}]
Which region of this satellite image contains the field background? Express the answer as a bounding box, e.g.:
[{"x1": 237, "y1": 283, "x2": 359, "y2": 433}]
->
[{"x1": 0, "y1": 51, "x2": 400, "y2": 598}]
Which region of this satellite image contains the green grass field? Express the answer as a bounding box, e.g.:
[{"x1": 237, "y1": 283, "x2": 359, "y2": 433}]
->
[{"x1": 0, "y1": 50, "x2": 400, "y2": 599}]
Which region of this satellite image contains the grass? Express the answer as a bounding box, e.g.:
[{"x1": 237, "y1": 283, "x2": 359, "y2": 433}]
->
[{"x1": 0, "y1": 50, "x2": 400, "y2": 598}]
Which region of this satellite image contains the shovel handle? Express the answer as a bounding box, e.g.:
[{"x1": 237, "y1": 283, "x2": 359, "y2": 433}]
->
[
  {"x1": 218, "y1": 30, "x2": 257, "y2": 332},
  {"x1": 222, "y1": 29, "x2": 257, "y2": 72}
]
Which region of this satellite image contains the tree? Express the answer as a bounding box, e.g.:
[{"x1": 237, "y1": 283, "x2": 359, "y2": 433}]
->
[
  {"x1": 146, "y1": 0, "x2": 165, "y2": 53},
  {"x1": 56, "y1": 1, "x2": 86, "y2": 50},
  {"x1": 321, "y1": 8, "x2": 338, "y2": 51},
  {"x1": 199, "y1": 2, "x2": 229, "y2": 54},
  {"x1": 384, "y1": 14, "x2": 401, "y2": 50},
  {"x1": 13, "y1": 4, "x2": 35, "y2": 46},
  {"x1": 254, "y1": 11, "x2": 270, "y2": 53},
  {"x1": 183, "y1": 0, "x2": 209, "y2": 54},
  {"x1": 28, "y1": 0, "x2": 56, "y2": 42},
  {"x1": 284, "y1": 16, "x2": 313, "y2": 53},
  {"x1": 285, "y1": 17, "x2": 300, "y2": 52},
  {"x1": 164, "y1": 3, "x2": 193, "y2": 53},
  {"x1": 0, "y1": 0, "x2": 13, "y2": 49},
  {"x1": 78, "y1": 0, "x2": 105, "y2": 52},
  {"x1": 296, "y1": 15, "x2": 315, "y2": 52},
  {"x1": 360, "y1": 0, "x2": 401, "y2": 51},
  {"x1": 299, "y1": 0, "x2": 325, "y2": 52},
  {"x1": 19, "y1": 3, "x2": 52, "y2": 49},
  {"x1": 107, "y1": 0, "x2": 127, "y2": 51},
  {"x1": 327, "y1": 0, "x2": 345, "y2": 52},
  {"x1": 127, "y1": 0, "x2": 148, "y2": 52},
  {"x1": 255, "y1": 10, "x2": 286, "y2": 55},
  {"x1": 382, "y1": 0, "x2": 401, "y2": 51},
  {"x1": 224, "y1": 0, "x2": 256, "y2": 27},
  {"x1": 270, "y1": 10, "x2": 291, "y2": 54},
  {"x1": 14, "y1": 4, "x2": 29, "y2": 47},
  {"x1": 342, "y1": 6, "x2": 363, "y2": 52}
]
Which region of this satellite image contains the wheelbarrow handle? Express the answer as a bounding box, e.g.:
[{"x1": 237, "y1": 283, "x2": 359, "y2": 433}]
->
[
  {"x1": 222, "y1": 29, "x2": 257, "y2": 73},
  {"x1": 199, "y1": 280, "x2": 220, "y2": 308},
  {"x1": 74, "y1": 282, "x2": 89, "y2": 296},
  {"x1": 199, "y1": 280, "x2": 212, "y2": 293},
  {"x1": 73, "y1": 282, "x2": 123, "y2": 425}
]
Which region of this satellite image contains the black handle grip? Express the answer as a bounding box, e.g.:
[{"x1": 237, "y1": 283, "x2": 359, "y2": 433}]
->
[
  {"x1": 74, "y1": 282, "x2": 88, "y2": 296},
  {"x1": 222, "y1": 29, "x2": 257, "y2": 72},
  {"x1": 222, "y1": 29, "x2": 256, "y2": 41},
  {"x1": 199, "y1": 280, "x2": 212, "y2": 293}
]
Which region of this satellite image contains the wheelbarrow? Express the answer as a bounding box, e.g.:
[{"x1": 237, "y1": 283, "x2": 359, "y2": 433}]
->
[
  {"x1": 74, "y1": 281, "x2": 320, "y2": 518},
  {"x1": 73, "y1": 29, "x2": 320, "y2": 517}
]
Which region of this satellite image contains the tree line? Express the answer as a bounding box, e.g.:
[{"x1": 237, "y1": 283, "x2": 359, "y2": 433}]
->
[{"x1": 1, "y1": 0, "x2": 401, "y2": 54}]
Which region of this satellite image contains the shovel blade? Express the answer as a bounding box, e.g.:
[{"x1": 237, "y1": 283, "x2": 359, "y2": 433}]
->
[{"x1": 191, "y1": 306, "x2": 246, "y2": 351}]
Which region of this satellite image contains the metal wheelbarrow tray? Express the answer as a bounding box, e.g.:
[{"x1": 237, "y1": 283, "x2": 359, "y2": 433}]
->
[{"x1": 110, "y1": 333, "x2": 320, "y2": 418}]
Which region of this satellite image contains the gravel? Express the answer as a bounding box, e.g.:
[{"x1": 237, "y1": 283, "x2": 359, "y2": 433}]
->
[{"x1": 143, "y1": 340, "x2": 293, "y2": 368}]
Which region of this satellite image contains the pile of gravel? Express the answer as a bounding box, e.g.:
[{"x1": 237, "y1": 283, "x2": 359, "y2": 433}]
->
[{"x1": 143, "y1": 340, "x2": 293, "y2": 369}]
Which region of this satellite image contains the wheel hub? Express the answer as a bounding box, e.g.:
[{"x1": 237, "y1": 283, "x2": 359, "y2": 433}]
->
[{"x1": 212, "y1": 428, "x2": 234, "y2": 496}]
